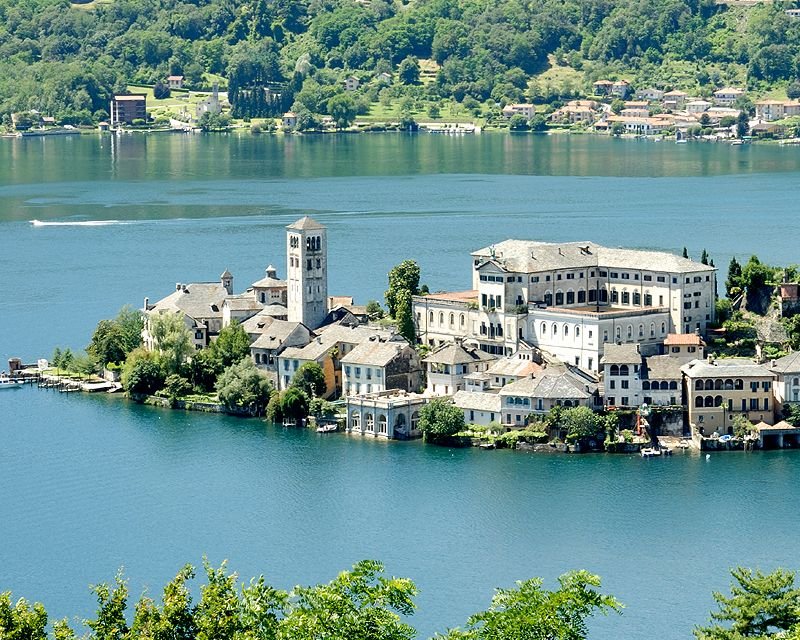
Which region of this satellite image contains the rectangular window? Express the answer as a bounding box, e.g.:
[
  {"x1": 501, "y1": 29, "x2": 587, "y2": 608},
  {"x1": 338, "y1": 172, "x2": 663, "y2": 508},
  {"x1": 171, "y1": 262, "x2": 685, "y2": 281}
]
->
[
  {"x1": 750, "y1": 398, "x2": 758, "y2": 410},
  {"x1": 764, "y1": 398, "x2": 770, "y2": 410},
  {"x1": 621, "y1": 396, "x2": 629, "y2": 406},
  {"x1": 658, "y1": 276, "x2": 666, "y2": 283},
  {"x1": 599, "y1": 270, "x2": 608, "y2": 277},
  {"x1": 610, "y1": 272, "x2": 618, "y2": 278},
  {"x1": 644, "y1": 275, "x2": 652, "y2": 281},
  {"x1": 621, "y1": 380, "x2": 629, "y2": 389},
  {"x1": 607, "y1": 397, "x2": 615, "y2": 406},
  {"x1": 566, "y1": 273, "x2": 575, "y2": 280},
  {"x1": 344, "y1": 366, "x2": 351, "y2": 376},
  {"x1": 531, "y1": 276, "x2": 539, "y2": 283},
  {"x1": 355, "y1": 367, "x2": 361, "y2": 377},
  {"x1": 546, "y1": 275, "x2": 551, "y2": 281},
  {"x1": 621, "y1": 273, "x2": 630, "y2": 280},
  {"x1": 610, "y1": 380, "x2": 616, "y2": 389}
]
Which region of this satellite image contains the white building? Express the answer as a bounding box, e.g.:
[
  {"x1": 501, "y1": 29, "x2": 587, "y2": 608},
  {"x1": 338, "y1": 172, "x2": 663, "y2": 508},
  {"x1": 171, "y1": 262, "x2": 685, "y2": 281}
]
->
[
  {"x1": 769, "y1": 352, "x2": 800, "y2": 404},
  {"x1": 415, "y1": 240, "x2": 715, "y2": 373},
  {"x1": 346, "y1": 390, "x2": 426, "y2": 439},
  {"x1": 341, "y1": 339, "x2": 421, "y2": 397},
  {"x1": 713, "y1": 87, "x2": 744, "y2": 107},
  {"x1": 422, "y1": 341, "x2": 496, "y2": 395},
  {"x1": 286, "y1": 216, "x2": 328, "y2": 330}
]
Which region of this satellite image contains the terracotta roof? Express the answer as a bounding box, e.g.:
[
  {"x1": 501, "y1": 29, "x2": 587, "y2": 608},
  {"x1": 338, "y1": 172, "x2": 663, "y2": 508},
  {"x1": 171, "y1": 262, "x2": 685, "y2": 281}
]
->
[
  {"x1": 664, "y1": 333, "x2": 705, "y2": 346},
  {"x1": 422, "y1": 290, "x2": 478, "y2": 303}
]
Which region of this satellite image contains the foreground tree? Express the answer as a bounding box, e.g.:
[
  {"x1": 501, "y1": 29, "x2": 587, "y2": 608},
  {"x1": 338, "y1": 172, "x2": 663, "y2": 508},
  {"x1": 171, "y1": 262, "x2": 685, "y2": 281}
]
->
[
  {"x1": 694, "y1": 567, "x2": 800, "y2": 640},
  {"x1": 438, "y1": 570, "x2": 621, "y2": 640},
  {"x1": 418, "y1": 397, "x2": 465, "y2": 443},
  {"x1": 279, "y1": 560, "x2": 416, "y2": 640}
]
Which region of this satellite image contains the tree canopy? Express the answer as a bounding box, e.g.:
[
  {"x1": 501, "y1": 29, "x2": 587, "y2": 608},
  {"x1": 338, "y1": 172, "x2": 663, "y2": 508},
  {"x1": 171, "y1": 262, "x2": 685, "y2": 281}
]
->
[
  {"x1": 418, "y1": 397, "x2": 465, "y2": 442},
  {"x1": 694, "y1": 567, "x2": 800, "y2": 640}
]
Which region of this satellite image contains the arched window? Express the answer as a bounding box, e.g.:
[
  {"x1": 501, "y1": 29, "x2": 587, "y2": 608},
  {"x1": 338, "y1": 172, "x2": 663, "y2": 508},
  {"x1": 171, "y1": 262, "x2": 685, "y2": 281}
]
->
[
  {"x1": 365, "y1": 413, "x2": 374, "y2": 431},
  {"x1": 611, "y1": 288, "x2": 619, "y2": 303},
  {"x1": 566, "y1": 290, "x2": 575, "y2": 304},
  {"x1": 620, "y1": 365, "x2": 629, "y2": 376},
  {"x1": 661, "y1": 322, "x2": 666, "y2": 334},
  {"x1": 695, "y1": 380, "x2": 703, "y2": 390},
  {"x1": 714, "y1": 396, "x2": 723, "y2": 407},
  {"x1": 642, "y1": 381, "x2": 651, "y2": 390},
  {"x1": 622, "y1": 291, "x2": 630, "y2": 304},
  {"x1": 735, "y1": 379, "x2": 743, "y2": 390},
  {"x1": 695, "y1": 396, "x2": 703, "y2": 407},
  {"x1": 633, "y1": 291, "x2": 641, "y2": 305},
  {"x1": 563, "y1": 400, "x2": 573, "y2": 407},
  {"x1": 552, "y1": 323, "x2": 558, "y2": 335},
  {"x1": 669, "y1": 381, "x2": 678, "y2": 390},
  {"x1": 578, "y1": 290, "x2": 586, "y2": 303},
  {"x1": 575, "y1": 327, "x2": 581, "y2": 338},
  {"x1": 638, "y1": 324, "x2": 644, "y2": 338},
  {"x1": 616, "y1": 326, "x2": 622, "y2": 340},
  {"x1": 644, "y1": 292, "x2": 652, "y2": 306},
  {"x1": 600, "y1": 288, "x2": 608, "y2": 303},
  {"x1": 555, "y1": 291, "x2": 564, "y2": 305},
  {"x1": 378, "y1": 414, "x2": 388, "y2": 434},
  {"x1": 541, "y1": 322, "x2": 547, "y2": 335},
  {"x1": 429, "y1": 311, "x2": 434, "y2": 323},
  {"x1": 350, "y1": 413, "x2": 361, "y2": 430},
  {"x1": 439, "y1": 312, "x2": 444, "y2": 325},
  {"x1": 460, "y1": 314, "x2": 465, "y2": 327},
  {"x1": 704, "y1": 380, "x2": 714, "y2": 390},
  {"x1": 704, "y1": 396, "x2": 714, "y2": 407},
  {"x1": 714, "y1": 379, "x2": 723, "y2": 390},
  {"x1": 650, "y1": 323, "x2": 655, "y2": 338},
  {"x1": 794, "y1": 377, "x2": 800, "y2": 386},
  {"x1": 627, "y1": 325, "x2": 633, "y2": 339},
  {"x1": 449, "y1": 313, "x2": 454, "y2": 327},
  {"x1": 610, "y1": 365, "x2": 620, "y2": 376},
  {"x1": 544, "y1": 292, "x2": 553, "y2": 306},
  {"x1": 660, "y1": 381, "x2": 669, "y2": 391},
  {"x1": 564, "y1": 325, "x2": 569, "y2": 337},
  {"x1": 411, "y1": 411, "x2": 419, "y2": 432}
]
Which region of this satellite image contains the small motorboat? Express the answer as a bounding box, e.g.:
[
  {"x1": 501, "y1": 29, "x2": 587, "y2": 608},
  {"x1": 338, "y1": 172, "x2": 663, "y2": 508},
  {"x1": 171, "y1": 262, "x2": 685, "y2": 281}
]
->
[
  {"x1": 0, "y1": 375, "x2": 25, "y2": 389},
  {"x1": 641, "y1": 447, "x2": 662, "y2": 458},
  {"x1": 316, "y1": 423, "x2": 338, "y2": 433}
]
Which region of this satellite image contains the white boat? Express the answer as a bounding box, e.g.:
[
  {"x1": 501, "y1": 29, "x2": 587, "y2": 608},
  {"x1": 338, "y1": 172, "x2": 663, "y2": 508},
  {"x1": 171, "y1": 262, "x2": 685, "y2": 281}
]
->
[
  {"x1": 316, "y1": 423, "x2": 337, "y2": 433},
  {"x1": 641, "y1": 447, "x2": 662, "y2": 458},
  {"x1": 0, "y1": 376, "x2": 25, "y2": 389}
]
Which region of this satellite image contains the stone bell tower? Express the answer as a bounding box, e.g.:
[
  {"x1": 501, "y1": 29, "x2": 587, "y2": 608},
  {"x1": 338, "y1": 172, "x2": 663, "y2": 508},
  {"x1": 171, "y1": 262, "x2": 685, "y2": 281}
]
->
[{"x1": 286, "y1": 216, "x2": 328, "y2": 329}]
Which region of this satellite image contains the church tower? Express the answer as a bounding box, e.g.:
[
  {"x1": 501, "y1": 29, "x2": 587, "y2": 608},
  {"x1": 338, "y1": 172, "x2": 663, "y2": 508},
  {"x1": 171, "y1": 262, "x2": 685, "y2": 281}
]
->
[{"x1": 287, "y1": 216, "x2": 328, "y2": 329}]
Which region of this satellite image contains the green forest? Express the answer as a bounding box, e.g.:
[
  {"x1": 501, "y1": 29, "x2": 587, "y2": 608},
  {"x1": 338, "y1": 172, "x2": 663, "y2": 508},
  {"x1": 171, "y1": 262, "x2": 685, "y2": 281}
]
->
[{"x1": 2, "y1": 0, "x2": 800, "y2": 125}]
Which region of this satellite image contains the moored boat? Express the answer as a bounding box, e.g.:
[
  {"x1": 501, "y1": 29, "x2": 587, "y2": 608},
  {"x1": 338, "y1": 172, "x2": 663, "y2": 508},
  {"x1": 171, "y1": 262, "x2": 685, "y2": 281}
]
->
[{"x1": 0, "y1": 375, "x2": 25, "y2": 389}]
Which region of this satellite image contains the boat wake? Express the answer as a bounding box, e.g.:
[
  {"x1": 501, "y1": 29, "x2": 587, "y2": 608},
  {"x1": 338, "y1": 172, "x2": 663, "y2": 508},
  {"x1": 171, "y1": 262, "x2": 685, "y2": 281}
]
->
[{"x1": 30, "y1": 219, "x2": 127, "y2": 227}]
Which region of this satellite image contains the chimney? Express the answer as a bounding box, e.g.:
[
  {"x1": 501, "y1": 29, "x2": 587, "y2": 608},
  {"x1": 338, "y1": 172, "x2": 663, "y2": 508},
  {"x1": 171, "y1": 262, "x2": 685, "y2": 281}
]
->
[
  {"x1": 143, "y1": 297, "x2": 149, "y2": 310},
  {"x1": 182, "y1": 284, "x2": 187, "y2": 292},
  {"x1": 176, "y1": 283, "x2": 182, "y2": 291}
]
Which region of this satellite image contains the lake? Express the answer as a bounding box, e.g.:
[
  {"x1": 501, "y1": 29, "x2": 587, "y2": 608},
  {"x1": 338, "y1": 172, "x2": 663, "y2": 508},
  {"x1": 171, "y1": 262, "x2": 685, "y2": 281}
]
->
[{"x1": 2, "y1": 132, "x2": 800, "y2": 638}]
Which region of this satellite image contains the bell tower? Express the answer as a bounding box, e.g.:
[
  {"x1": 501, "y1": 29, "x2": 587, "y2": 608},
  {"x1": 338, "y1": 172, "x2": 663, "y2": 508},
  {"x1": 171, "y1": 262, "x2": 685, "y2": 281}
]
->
[{"x1": 287, "y1": 216, "x2": 328, "y2": 329}]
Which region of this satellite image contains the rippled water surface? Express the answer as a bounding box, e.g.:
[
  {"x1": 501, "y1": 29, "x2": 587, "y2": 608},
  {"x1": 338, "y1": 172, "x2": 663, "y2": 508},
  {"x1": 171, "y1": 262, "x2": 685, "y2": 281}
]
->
[{"x1": 2, "y1": 133, "x2": 800, "y2": 638}]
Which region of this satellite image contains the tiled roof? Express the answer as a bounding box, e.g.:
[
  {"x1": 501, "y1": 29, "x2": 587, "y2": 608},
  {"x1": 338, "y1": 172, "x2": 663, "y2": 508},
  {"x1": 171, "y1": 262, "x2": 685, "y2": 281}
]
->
[
  {"x1": 471, "y1": 239, "x2": 713, "y2": 275},
  {"x1": 453, "y1": 390, "x2": 501, "y2": 413},
  {"x1": 643, "y1": 354, "x2": 684, "y2": 380},
  {"x1": 423, "y1": 342, "x2": 496, "y2": 366},
  {"x1": 486, "y1": 356, "x2": 542, "y2": 377},
  {"x1": 281, "y1": 324, "x2": 395, "y2": 362},
  {"x1": 224, "y1": 294, "x2": 263, "y2": 312},
  {"x1": 250, "y1": 320, "x2": 305, "y2": 348},
  {"x1": 340, "y1": 340, "x2": 411, "y2": 367},
  {"x1": 681, "y1": 358, "x2": 775, "y2": 379},
  {"x1": 601, "y1": 343, "x2": 641, "y2": 365},
  {"x1": 768, "y1": 351, "x2": 800, "y2": 374},
  {"x1": 287, "y1": 216, "x2": 325, "y2": 230},
  {"x1": 664, "y1": 333, "x2": 705, "y2": 346},
  {"x1": 499, "y1": 373, "x2": 592, "y2": 400},
  {"x1": 150, "y1": 282, "x2": 228, "y2": 320}
]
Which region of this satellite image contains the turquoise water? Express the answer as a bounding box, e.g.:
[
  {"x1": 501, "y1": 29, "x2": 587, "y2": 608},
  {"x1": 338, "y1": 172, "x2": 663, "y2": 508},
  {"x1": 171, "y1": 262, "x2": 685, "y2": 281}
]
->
[{"x1": 2, "y1": 133, "x2": 800, "y2": 637}]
